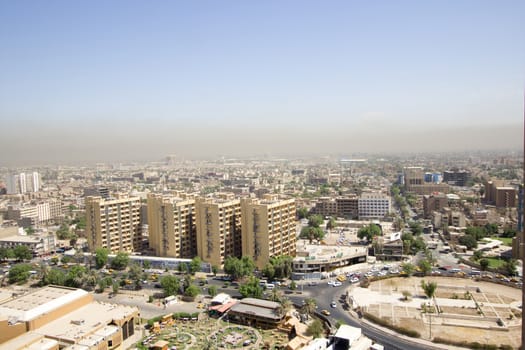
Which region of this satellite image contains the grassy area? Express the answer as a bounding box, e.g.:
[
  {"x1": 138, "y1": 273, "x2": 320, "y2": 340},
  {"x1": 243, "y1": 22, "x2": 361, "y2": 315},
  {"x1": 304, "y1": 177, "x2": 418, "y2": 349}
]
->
[
  {"x1": 485, "y1": 257, "x2": 506, "y2": 269},
  {"x1": 489, "y1": 236, "x2": 512, "y2": 246}
]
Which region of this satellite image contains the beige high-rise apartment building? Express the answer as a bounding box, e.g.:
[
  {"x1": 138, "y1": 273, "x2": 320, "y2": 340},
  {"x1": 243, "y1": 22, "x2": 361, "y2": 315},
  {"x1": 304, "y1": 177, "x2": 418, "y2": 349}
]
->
[
  {"x1": 241, "y1": 195, "x2": 297, "y2": 270},
  {"x1": 85, "y1": 194, "x2": 142, "y2": 253},
  {"x1": 147, "y1": 193, "x2": 197, "y2": 258},
  {"x1": 195, "y1": 194, "x2": 241, "y2": 267}
]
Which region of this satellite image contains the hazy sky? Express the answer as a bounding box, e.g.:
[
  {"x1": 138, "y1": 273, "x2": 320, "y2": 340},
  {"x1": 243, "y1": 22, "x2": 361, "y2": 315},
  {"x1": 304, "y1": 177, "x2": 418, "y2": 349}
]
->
[{"x1": 1, "y1": 1, "x2": 524, "y2": 165}]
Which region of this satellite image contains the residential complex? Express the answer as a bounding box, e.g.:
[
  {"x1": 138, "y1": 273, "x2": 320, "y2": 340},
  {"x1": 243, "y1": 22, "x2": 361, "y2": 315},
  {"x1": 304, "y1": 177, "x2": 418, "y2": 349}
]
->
[
  {"x1": 240, "y1": 195, "x2": 297, "y2": 269},
  {"x1": 6, "y1": 172, "x2": 40, "y2": 195},
  {"x1": 484, "y1": 179, "x2": 518, "y2": 208},
  {"x1": 195, "y1": 194, "x2": 242, "y2": 267},
  {"x1": 85, "y1": 194, "x2": 142, "y2": 253},
  {"x1": 147, "y1": 192, "x2": 197, "y2": 258}
]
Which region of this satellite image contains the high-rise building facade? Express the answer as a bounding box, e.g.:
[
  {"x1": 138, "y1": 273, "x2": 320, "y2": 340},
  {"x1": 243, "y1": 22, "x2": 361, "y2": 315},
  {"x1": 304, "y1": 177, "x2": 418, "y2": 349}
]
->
[
  {"x1": 358, "y1": 192, "x2": 391, "y2": 219},
  {"x1": 147, "y1": 193, "x2": 197, "y2": 258},
  {"x1": 443, "y1": 170, "x2": 470, "y2": 187},
  {"x1": 85, "y1": 194, "x2": 142, "y2": 253},
  {"x1": 195, "y1": 194, "x2": 241, "y2": 267},
  {"x1": 5, "y1": 172, "x2": 40, "y2": 194},
  {"x1": 240, "y1": 196, "x2": 297, "y2": 269}
]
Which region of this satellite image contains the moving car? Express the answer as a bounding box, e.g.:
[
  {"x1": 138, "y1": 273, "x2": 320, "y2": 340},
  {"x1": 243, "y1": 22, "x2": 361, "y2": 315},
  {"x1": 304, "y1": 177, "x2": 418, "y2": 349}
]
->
[
  {"x1": 321, "y1": 309, "x2": 331, "y2": 316},
  {"x1": 330, "y1": 301, "x2": 337, "y2": 308}
]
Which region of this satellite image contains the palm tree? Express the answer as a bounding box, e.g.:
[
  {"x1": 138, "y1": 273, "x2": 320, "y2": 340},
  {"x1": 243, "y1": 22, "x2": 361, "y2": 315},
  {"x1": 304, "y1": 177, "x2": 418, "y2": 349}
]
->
[
  {"x1": 269, "y1": 287, "x2": 283, "y2": 302},
  {"x1": 301, "y1": 298, "x2": 317, "y2": 319}
]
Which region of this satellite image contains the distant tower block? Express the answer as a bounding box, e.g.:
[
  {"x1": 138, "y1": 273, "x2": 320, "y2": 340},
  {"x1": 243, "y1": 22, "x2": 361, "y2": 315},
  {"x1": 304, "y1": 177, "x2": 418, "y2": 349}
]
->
[{"x1": 165, "y1": 155, "x2": 176, "y2": 166}]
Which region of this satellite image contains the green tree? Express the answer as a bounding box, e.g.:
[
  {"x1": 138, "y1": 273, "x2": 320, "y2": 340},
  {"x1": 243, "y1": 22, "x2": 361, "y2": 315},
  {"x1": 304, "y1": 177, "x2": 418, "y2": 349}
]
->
[
  {"x1": 160, "y1": 275, "x2": 180, "y2": 296},
  {"x1": 480, "y1": 258, "x2": 490, "y2": 275},
  {"x1": 224, "y1": 256, "x2": 243, "y2": 280},
  {"x1": 401, "y1": 262, "x2": 415, "y2": 276},
  {"x1": 0, "y1": 247, "x2": 14, "y2": 261},
  {"x1": 306, "y1": 319, "x2": 323, "y2": 338},
  {"x1": 43, "y1": 268, "x2": 66, "y2": 286},
  {"x1": 270, "y1": 255, "x2": 293, "y2": 279},
  {"x1": 472, "y1": 250, "x2": 484, "y2": 261},
  {"x1": 301, "y1": 298, "x2": 317, "y2": 318},
  {"x1": 94, "y1": 248, "x2": 109, "y2": 269},
  {"x1": 417, "y1": 259, "x2": 432, "y2": 276},
  {"x1": 224, "y1": 256, "x2": 255, "y2": 280},
  {"x1": 239, "y1": 276, "x2": 263, "y2": 299},
  {"x1": 8, "y1": 263, "x2": 32, "y2": 284},
  {"x1": 178, "y1": 262, "x2": 188, "y2": 274},
  {"x1": 13, "y1": 245, "x2": 33, "y2": 261},
  {"x1": 61, "y1": 255, "x2": 72, "y2": 264},
  {"x1": 262, "y1": 263, "x2": 275, "y2": 280},
  {"x1": 65, "y1": 265, "x2": 87, "y2": 288},
  {"x1": 297, "y1": 207, "x2": 309, "y2": 219},
  {"x1": 503, "y1": 259, "x2": 517, "y2": 276},
  {"x1": 190, "y1": 256, "x2": 202, "y2": 274},
  {"x1": 268, "y1": 287, "x2": 283, "y2": 303},
  {"x1": 110, "y1": 252, "x2": 129, "y2": 270},
  {"x1": 184, "y1": 284, "x2": 200, "y2": 298},
  {"x1": 300, "y1": 226, "x2": 325, "y2": 243},
  {"x1": 56, "y1": 223, "x2": 71, "y2": 240},
  {"x1": 421, "y1": 280, "x2": 438, "y2": 299},
  {"x1": 357, "y1": 224, "x2": 381, "y2": 242},
  {"x1": 458, "y1": 235, "x2": 478, "y2": 250},
  {"x1": 211, "y1": 265, "x2": 219, "y2": 276},
  {"x1": 307, "y1": 215, "x2": 324, "y2": 228},
  {"x1": 208, "y1": 285, "x2": 218, "y2": 298},
  {"x1": 326, "y1": 217, "x2": 337, "y2": 231},
  {"x1": 112, "y1": 281, "x2": 119, "y2": 294}
]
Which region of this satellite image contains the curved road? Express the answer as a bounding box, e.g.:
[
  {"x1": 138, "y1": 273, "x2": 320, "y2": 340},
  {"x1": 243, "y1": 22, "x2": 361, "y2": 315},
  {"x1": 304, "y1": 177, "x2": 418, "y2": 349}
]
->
[{"x1": 290, "y1": 283, "x2": 445, "y2": 350}]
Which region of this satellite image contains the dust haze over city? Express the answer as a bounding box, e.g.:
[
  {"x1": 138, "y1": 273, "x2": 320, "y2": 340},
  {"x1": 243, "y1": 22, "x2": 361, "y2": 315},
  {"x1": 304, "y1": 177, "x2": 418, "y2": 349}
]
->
[
  {"x1": 2, "y1": 2, "x2": 525, "y2": 350},
  {"x1": 1, "y1": 1, "x2": 524, "y2": 165}
]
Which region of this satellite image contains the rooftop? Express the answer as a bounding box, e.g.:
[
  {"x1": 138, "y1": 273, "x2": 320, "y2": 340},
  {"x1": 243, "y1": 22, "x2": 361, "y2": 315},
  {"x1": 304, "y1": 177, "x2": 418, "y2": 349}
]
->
[
  {"x1": 230, "y1": 298, "x2": 281, "y2": 320},
  {"x1": 34, "y1": 302, "x2": 136, "y2": 343},
  {"x1": 0, "y1": 286, "x2": 88, "y2": 323}
]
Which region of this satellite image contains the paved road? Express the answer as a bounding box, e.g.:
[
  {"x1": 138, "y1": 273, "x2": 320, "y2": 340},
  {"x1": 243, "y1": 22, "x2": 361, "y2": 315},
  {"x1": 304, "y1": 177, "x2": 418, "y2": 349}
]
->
[{"x1": 289, "y1": 282, "x2": 445, "y2": 350}]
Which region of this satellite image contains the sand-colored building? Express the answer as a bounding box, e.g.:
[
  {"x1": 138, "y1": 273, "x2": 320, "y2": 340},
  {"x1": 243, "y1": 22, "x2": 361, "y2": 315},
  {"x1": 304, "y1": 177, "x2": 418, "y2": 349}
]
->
[
  {"x1": 85, "y1": 194, "x2": 142, "y2": 253},
  {"x1": 195, "y1": 194, "x2": 242, "y2": 267},
  {"x1": 241, "y1": 195, "x2": 297, "y2": 269},
  {"x1": 147, "y1": 193, "x2": 197, "y2": 258},
  {"x1": 0, "y1": 285, "x2": 139, "y2": 350}
]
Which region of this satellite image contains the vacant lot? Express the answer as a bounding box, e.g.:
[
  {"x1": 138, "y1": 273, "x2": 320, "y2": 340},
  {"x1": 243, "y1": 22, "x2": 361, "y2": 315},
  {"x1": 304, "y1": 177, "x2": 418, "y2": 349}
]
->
[{"x1": 351, "y1": 276, "x2": 521, "y2": 349}]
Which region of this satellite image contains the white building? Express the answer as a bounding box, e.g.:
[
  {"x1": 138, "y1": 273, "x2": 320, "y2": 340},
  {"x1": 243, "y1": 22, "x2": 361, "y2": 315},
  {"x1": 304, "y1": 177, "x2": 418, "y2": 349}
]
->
[
  {"x1": 5, "y1": 172, "x2": 40, "y2": 194},
  {"x1": 358, "y1": 193, "x2": 391, "y2": 220}
]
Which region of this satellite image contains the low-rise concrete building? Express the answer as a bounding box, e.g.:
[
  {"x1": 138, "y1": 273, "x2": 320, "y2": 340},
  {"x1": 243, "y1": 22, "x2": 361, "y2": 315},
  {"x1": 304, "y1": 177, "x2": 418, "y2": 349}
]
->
[{"x1": 0, "y1": 285, "x2": 139, "y2": 350}]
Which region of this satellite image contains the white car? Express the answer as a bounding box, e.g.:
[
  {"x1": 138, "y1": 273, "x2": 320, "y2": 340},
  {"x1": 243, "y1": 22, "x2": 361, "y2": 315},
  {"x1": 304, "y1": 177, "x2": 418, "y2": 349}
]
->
[
  {"x1": 330, "y1": 301, "x2": 337, "y2": 308},
  {"x1": 327, "y1": 280, "x2": 335, "y2": 286},
  {"x1": 332, "y1": 281, "x2": 342, "y2": 287},
  {"x1": 350, "y1": 277, "x2": 359, "y2": 283}
]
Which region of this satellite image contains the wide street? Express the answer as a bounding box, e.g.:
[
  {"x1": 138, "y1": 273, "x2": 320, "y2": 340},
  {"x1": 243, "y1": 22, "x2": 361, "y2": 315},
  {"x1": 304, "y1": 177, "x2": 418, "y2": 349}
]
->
[{"x1": 288, "y1": 282, "x2": 445, "y2": 350}]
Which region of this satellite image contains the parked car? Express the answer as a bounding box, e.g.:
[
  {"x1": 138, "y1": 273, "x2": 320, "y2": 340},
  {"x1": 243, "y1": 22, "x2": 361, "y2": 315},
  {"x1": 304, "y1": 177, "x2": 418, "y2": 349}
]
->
[
  {"x1": 332, "y1": 281, "x2": 342, "y2": 287},
  {"x1": 321, "y1": 309, "x2": 331, "y2": 316}
]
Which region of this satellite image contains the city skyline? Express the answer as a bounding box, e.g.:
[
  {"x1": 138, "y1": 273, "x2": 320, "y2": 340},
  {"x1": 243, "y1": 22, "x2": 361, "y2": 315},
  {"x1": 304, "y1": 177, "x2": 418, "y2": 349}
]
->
[{"x1": 1, "y1": 1, "x2": 524, "y2": 165}]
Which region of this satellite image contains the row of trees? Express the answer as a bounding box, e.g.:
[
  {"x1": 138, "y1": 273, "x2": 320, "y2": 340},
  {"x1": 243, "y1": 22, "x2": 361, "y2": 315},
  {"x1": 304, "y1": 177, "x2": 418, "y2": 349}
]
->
[{"x1": 0, "y1": 246, "x2": 33, "y2": 262}]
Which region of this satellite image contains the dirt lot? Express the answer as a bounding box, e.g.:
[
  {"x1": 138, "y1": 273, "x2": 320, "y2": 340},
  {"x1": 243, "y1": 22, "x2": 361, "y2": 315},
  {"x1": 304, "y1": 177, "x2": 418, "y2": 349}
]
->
[{"x1": 351, "y1": 276, "x2": 522, "y2": 349}]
